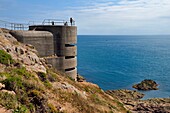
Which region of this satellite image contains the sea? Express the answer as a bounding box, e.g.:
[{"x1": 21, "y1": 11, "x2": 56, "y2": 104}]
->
[{"x1": 77, "y1": 35, "x2": 170, "y2": 99}]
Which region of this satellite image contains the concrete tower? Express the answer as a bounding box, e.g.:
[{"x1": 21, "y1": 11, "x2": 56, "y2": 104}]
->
[{"x1": 10, "y1": 20, "x2": 77, "y2": 80}]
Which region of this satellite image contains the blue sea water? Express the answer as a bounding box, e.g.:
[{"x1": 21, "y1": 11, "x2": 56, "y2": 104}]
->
[{"x1": 77, "y1": 35, "x2": 170, "y2": 99}]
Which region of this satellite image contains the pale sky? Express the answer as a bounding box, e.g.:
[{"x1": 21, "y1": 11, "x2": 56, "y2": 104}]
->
[{"x1": 0, "y1": 0, "x2": 170, "y2": 35}]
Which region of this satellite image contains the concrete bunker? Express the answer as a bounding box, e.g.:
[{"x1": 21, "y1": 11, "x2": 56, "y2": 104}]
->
[{"x1": 10, "y1": 22, "x2": 77, "y2": 80}]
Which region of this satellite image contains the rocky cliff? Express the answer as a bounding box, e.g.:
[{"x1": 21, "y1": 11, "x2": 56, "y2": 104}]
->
[
  {"x1": 106, "y1": 89, "x2": 170, "y2": 113},
  {"x1": 0, "y1": 28, "x2": 128, "y2": 113}
]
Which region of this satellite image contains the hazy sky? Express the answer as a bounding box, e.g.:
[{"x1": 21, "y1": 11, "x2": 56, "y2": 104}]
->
[{"x1": 0, "y1": 0, "x2": 170, "y2": 35}]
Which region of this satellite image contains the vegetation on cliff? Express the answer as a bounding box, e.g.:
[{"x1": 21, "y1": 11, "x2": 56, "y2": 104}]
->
[
  {"x1": 0, "y1": 28, "x2": 128, "y2": 113},
  {"x1": 0, "y1": 50, "x2": 14, "y2": 65},
  {"x1": 0, "y1": 52, "x2": 128, "y2": 113}
]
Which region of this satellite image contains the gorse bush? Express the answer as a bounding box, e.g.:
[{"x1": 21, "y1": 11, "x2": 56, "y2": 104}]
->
[{"x1": 0, "y1": 50, "x2": 14, "y2": 65}]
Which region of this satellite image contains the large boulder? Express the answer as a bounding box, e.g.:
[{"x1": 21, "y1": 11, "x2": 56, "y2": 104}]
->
[{"x1": 133, "y1": 79, "x2": 158, "y2": 90}]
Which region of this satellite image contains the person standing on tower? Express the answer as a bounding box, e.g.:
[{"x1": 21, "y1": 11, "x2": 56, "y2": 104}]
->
[
  {"x1": 52, "y1": 21, "x2": 54, "y2": 25},
  {"x1": 70, "y1": 17, "x2": 73, "y2": 26}
]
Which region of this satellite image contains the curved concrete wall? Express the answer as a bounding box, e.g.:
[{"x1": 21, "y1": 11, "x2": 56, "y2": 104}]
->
[
  {"x1": 10, "y1": 30, "x2": 54, "y2": 57},
  {"x1": 63, "y1": 57, "x2": 77, "y2": 69},
  {"x1": 65, "y1": 68, "x2": 77, "y2": 80},
  {"x1": 29, "y1": 25, "x2": 77, "y2": 80},
  {"x1": 65, "y1": 26, "x2": 77, "y2": 44},
  {"x1": 65, "y1": 46, "x2": 77, "y2": 56},
  {"x1": 29, "y1": 25, "x2": 77, "y2": 56},
  {"x1": 45, "y1": 57, "x2": 64, "y2": 71}
]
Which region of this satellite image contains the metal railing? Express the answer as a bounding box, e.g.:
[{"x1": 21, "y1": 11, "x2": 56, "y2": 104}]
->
[
  {"x1": 0, "y1": 20, "x2": 29, "y2": 30},
  {"x1": 0, "y1": 18, "x2": 76, "y2": 30},
  {"x1": 42, "y1": 19, "x2": 75, "y2": 26}
]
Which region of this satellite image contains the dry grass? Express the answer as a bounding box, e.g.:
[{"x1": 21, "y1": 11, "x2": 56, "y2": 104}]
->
[{"x1": 0, "y1": 62, "x2": 128, "y2": 113}]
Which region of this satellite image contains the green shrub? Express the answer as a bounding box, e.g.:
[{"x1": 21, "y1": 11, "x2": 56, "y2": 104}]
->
[
  {"x1": 27, "y1": 103, "x2": 35, "y2": 113},
  {"x1": 12, "y1": 67, "x2": 33, "y2": 79},
  {"x1": 37, "y1": 72, "x2": 47, "y2": 81},
  {"x1": 28, "y1": 90, "x2": 48, "y2": 112},
  {"x1": 0, "y1": 92, "x2": 18, "y2": 109},
  {"x1": 28, "y1": 90, "x2": 45, "y2": 104},
  {"x1": 2, "y1": 76, "x2": 24, "y2": 91},
  {"x1": 13, "y1": 105, "x2": 29, "y2": 113},
  {"x1": 127, "y1": 110, "x2": 132, "y2": 113},
  {"x1": 44, "y1": 80, "x2": 52, "y2": 88},
  {"x1": 0, "y1": 72, "x2": 10, "y2": 81},
  {"x1": 47, "y1": 73, "x2": 58, "y2": 82},
  {"x1": 0, "y1": 50, "x2": 14, "y2": 65}
]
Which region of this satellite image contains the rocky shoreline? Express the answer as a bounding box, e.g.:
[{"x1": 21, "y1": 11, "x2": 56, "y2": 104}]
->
[
  {"x1": 106, "y1": 79, "x2": 170, "y2": 112},
  {"x1": 106, "y1": 89, "x2": 170, "y2": 113}
]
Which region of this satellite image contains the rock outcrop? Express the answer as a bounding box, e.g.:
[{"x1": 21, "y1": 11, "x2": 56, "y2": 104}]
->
[
  {"x1": 106, "y1": 89, "x2": 145, "y2": 101},
  {"x1": 0, "y1": 105, "x2": 11, "y2": 113},
  {"x1": 0, "y1": 28, "x2": 46, "y2": 73},
  {"x1": 77, "y1": 74, "x2": 86, "y2": 82},
  {"x1": 133, "y1": 79, "x2": 158, "y2": 90},
  {"x1": 0, "y1": 83, "x2": 5, "y2": 90},
  {"x1": 106, "y1": 89, "x2": 170, "y2": 113}
]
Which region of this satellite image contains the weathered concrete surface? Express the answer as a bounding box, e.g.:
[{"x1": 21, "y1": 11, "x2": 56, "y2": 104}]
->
[
  {"x1": 65, "y1": 26, "x2": 77, "y2": 44},
  {"x1": 29, "y1": 25, "x2": 77, "y2": 56},
  {"x1": 29, "y1": 25, "x2": 77, "y2": 80},
  {"x1": 10, "y1": 25, "x2": 77, "y2": 80},
  {"x1": 65, "y1": 46, "x2": 77, "y2": 56},
  {"x1": 64, "y1": 57, "x2": 77, "y2": 69},
  {"x1": 45, "y1": 57, "x2": 64, "y2": 71},
  {"x1": 45, "y1": 56, "x2": 77, "y2": 80},
  {"x1": 10, "y1": 30, "x2": 54, "y2": 57},
  {"x1": 65, "y1": 68, "x2": 77, "y2": 80}
]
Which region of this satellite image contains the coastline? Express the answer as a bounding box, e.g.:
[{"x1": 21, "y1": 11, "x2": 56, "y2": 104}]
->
[
  {"x1": 78, "y1": 35, "x2": 170, "y2": 99},
  {"x1": 105, "y1": 89, "x2": 170, "y2": 112}
]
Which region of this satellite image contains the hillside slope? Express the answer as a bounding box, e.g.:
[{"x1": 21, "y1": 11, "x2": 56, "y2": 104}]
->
[{"x1": 0, "y1": 28, "x2": 128, "y2": 113}]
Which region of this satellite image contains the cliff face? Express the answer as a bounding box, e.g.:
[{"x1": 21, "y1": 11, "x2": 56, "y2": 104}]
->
[
  {"x1": 0, "y1": 28, "x2": 128, "y2": 113},
  {"x1": 0, "y1": 28, "x2": 46, "y2": 74}
]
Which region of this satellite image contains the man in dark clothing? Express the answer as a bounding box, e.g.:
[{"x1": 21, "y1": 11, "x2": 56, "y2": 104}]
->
[
  {"x1": 52, "y1": 21, "x2": 54, "y2": 25},
  {"x1": 70, "y1": 18, "x2": 73, "y2": 26}
]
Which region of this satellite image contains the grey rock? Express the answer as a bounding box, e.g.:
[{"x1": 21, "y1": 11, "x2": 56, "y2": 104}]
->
[
  {"x1": 0, "y1": 83, "x2": 5, "y2": 90},
  {"x1": 133, "y1": 79, "x2": 158, "y2": 90}
]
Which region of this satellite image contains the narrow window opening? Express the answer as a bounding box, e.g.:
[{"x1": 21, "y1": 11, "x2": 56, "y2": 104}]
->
[
  {"x1": 65, "y1": 56, "x2": 75, "y2": 59},
  {"x1": 65, "y1": 67, "x2": 75, "y2": 71},
  {"x1": 65, "y1": 44, "x2": 75, "y2": 47}
]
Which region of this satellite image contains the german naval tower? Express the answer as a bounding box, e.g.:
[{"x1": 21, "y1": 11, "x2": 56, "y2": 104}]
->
[{"x1": 10, "y1": 19, "x2": 77, "y2": 80}]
